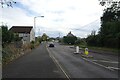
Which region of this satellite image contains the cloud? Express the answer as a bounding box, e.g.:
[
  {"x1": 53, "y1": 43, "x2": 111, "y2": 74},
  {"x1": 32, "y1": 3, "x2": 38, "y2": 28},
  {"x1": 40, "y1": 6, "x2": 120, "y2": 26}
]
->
[
  {"x1": 1, "y1": 7, "x2": 34, "y2": 29},
  {"x1": 1, "y1": 0, "x2": 104, "y2": 38},
  {"x1": 53, "y1": 18, "x2": 64, "y2": 22},
  {"x1": 70, "y1": 19, "x2": 101, "y2": 38},
  {"x1": 14, "y1": 2, "x2": 38, "y2": 16}
]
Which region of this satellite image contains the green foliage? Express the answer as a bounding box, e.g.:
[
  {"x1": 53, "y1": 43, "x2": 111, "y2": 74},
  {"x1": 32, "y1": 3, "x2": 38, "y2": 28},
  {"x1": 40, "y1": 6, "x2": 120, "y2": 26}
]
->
[
  {"x1": 48, "y1": 37, "x2": 56, "y2": 41},
  {"x1": 86, "y1": 2, "x2": 120, "y2": 49},
  {"x1": 99, "y1": 0, "x2": 120, "y2": 8},
  {"x1": 13, "y1": 33, "x2": 21, "y2": 41},
  {"x1": 37, "y1": 36, "x2": 42, "y2": 43},
  {"x1": 41, "y1": 33, "x2": 49, "y2": 41},
  {"x1": 2, "y1": 25, "x2": 14, "y2": 47},
  {"x1": 1, "y1": 0, "x2": 16, "y2": 8},
  {"x1": 86, "y1": 34, "x2": 101, "y2": 47},
  {"x1": 101, "y1": 3, "x2": 120, "y2": 23},
  {"x1": 30, "y1": 41, "x2": 35, "y2": 49},
  {"x1": 0, "y1": 27, "x2": 1, "y2": 37},
  {"x1": 63, "y1": 36, "x2": 77, "y2": 45},
  {"x1": 0, "y1": 27, "x2": 2, "y2": 43},
  {"x1": 1, "y1": 25, "x2": 22, "y2": 47},
  {"x1": 99, "y1": 3, "x2": 120, "y2": 48},
  {"x1": 75, "y1": 39, "x2": 81, "y2": 46},
  {"x1": 75, "y1": 38, "x2": 87, "y2": 47},
  {"x1": 58, "y1": 38, "x2": 63, "y2": 43},
  {"x1": 31, "y1": 41, "x2": 35, "y2": 44},
  {"x1": 2, "y1": 44, "x2": 21, "y2": 65}
]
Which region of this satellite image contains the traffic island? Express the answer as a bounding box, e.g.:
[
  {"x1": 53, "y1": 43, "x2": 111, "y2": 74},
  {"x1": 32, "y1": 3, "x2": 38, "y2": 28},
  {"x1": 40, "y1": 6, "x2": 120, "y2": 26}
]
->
[{"x1": 81, "y1": 54, "x2": 93, "y2": 58}]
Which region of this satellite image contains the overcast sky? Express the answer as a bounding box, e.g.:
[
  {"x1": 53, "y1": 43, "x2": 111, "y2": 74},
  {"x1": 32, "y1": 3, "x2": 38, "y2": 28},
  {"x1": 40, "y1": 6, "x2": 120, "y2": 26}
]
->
[{"x1": 1, "y1": 0, "x2": 104, "y2": 38}]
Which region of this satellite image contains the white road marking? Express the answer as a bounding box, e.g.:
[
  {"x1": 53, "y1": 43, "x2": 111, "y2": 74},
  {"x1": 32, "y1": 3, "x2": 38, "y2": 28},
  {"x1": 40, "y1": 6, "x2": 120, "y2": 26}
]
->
[
  {"x1": 46, "y1": 46, "x2": 71, "y2": 80},
  {"x1": 107, "y1": 67, "x2": 120, "y2": 70},
  {"x1": 92, "y1": 60, "x2": 119, "y2": 64},
  {"x1": 81, "y1": 57, "x2": 115, "y2": 71}
]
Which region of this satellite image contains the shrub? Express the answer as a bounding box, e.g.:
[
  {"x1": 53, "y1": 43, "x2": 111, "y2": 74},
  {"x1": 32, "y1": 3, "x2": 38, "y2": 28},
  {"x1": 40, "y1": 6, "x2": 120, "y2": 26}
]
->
[{"x1": 30, "y1": 41, "x2": 35, "y2": 49}]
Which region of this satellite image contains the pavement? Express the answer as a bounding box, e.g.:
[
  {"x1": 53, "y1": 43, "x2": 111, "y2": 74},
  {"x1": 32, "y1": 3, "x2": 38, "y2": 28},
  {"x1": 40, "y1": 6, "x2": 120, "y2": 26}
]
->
[{"x1": 2, "y1": 42, "x2": 66, "y2": 78}]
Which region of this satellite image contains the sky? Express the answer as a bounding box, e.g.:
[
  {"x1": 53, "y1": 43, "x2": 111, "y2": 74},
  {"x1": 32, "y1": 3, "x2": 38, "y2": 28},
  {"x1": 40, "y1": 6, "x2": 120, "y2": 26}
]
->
[{"x1": 0, "y1": 0, "x2": 104, "y2": 38}]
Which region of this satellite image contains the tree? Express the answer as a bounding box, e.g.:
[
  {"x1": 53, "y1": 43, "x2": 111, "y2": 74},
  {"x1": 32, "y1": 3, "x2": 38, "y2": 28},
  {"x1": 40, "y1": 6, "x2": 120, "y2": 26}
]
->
[
  {"x1": 85, "y1": 0, "x2": 120, "y2": 48},
  {"x1": 75, "y1": 38, "x2": 87, "y2": 47},
  {"x1": 63, "y1": 36, "x2": 77, "y2": 45},
  {"x1": 99, "y1": 0, "x2": 120, "y2": 7},
  {"x1": 99, "y1": 0, "x2": 120, "y2": 48},
  {"x1": 86, "y1": 30, "x2": 96, "y2": 46},
  {"x1": 1, "y1": 25, "x2": 22, "y2": 47},
  {"x1": 36, "y1": 36, "x2": 42, "y2": 43},
  {"x1": 0, "y1": 27, "x2": 2, "y2": 47},
  {"x1": 99, "y1": 0, "x2": 120, "y2": 22},
  {"x1": 41, "y1": 33, "x2": 49, "y2": 41},
  {"x1": 63, "y1": 31, "x2": 77, "y2": 45},
  {"x1": 92, "y1": 0, "x2": 120, "y2": 48},
  {"x1": 1, "y1": 25, "x2": 14, "y2": 47},
  {"x1": 13, "y1": 33, "x2": 21, "y2": 41},
  {"x1": 0, "y1": 27, "x2": 1, "y2": 39},
  {"x1": 0, "y1": 0, "x2": 16, "y2": 8}
]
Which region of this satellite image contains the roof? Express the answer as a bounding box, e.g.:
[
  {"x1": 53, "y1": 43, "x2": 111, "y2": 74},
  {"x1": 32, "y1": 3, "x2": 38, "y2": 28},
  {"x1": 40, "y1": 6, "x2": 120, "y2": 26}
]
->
[
  {"x1": 67, "y1": 31, "x2": 74, "y2": 37},
  {"x1": 9, "y1": 26, "x2": 33, "y2": 33}
]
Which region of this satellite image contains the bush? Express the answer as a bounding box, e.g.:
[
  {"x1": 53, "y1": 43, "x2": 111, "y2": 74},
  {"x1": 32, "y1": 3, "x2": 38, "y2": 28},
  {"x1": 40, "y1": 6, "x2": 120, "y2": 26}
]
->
[
  {"x1": 22, "y1": 43, "x2": 31, "y2": 50},
  {"x1": 2, "y1": 44, "x2": 21, "y2": 65},
  {"x1": 63, "y1": 36, "x2": 77, "y2": 45},
  {"x1": 30, "y1": 41, "x2": 35, "y2": 49}
]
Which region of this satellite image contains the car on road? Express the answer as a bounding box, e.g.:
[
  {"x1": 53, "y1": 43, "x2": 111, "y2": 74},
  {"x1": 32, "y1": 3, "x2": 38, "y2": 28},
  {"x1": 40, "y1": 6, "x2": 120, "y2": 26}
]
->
[{"x1": 49, "y1": 42, "x2": 54, "y2": 47}]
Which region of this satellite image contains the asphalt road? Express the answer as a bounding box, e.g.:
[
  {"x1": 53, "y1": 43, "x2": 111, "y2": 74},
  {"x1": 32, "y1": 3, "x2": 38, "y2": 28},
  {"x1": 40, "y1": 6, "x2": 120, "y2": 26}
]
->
[
  {"x1": 2, "y1": 42, "x2": 66, "y2": 78},
  {"x1": 47, "y1": 42, "x2": 119, "y2": 78},
  {"x1": 2, "y1": 42, "x2": 119, "y2": 79}
]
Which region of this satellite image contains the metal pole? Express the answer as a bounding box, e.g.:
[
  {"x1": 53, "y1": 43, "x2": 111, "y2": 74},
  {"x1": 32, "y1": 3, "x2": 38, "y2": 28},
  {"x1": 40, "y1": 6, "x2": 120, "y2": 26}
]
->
[
  {"x1": 34, "y1": 16, "x2": 44, "y2": 37},
  {"x1": 34, "y1": 17, "x2": 36, "y2": 36}
]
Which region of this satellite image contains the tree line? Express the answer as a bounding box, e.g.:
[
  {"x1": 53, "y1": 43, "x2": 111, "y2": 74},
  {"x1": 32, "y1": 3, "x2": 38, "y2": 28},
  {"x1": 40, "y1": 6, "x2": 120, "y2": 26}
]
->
[
  {"x1": 1, "y1": 25, "x2": 21, "y2": 47},
  {"x1": 62, "y1": 0, "x2": 120, "y2": 49},
  {"x1": 86, "y1": 1, "x2": 120, "y2": 49}
]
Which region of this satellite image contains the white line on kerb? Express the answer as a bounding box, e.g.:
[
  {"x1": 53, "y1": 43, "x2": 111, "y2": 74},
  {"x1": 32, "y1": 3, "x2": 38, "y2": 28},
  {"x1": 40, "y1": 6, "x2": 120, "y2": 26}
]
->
[
  {"x1": 92, "y1": 60, "x2": 119, "y2": 64},
  {"x1": 46, "y1": 46, "x2": 71, "y2": 80},
  {"x1": 81, "y1": 57, "x2": 115, "y2": 71}
]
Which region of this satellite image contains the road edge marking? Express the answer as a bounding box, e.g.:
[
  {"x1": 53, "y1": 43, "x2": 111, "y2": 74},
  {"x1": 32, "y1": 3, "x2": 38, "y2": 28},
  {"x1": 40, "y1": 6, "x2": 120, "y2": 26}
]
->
[
  {"x1": 81, "y1": 57, "x2": 115, "y2": 71},
  {"x1": 92, "y1": 60, "x2": 119, "y2": 64},
  {"x1": 46, "y1": 46, "x2": 71, "y2": 80},
  {"x1": 107, "y1": 67, "x2": 120, "y2": 70}
]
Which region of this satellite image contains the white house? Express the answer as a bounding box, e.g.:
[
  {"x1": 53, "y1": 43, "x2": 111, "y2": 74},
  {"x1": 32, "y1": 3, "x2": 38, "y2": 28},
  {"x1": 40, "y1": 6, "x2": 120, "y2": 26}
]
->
[{"x1": 9, "y1": 26, "x2": 35, "y2": 44}]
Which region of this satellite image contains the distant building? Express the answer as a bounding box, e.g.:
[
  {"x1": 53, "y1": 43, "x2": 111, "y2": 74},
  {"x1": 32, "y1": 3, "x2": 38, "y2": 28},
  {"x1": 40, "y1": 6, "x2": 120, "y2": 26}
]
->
[
  {"x1": 9, "y1": 26, "x2": 35, "y2": 44},
  {"x1": 67, "y1": 31, "x2": 74, "y2": 37}
]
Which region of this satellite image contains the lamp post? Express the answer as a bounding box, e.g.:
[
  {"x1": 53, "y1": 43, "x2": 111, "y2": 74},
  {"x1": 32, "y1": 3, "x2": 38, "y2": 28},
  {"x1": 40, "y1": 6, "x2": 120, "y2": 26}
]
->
[{"x1": 34, "y1": 16, "x2": 44, "y2": 37}]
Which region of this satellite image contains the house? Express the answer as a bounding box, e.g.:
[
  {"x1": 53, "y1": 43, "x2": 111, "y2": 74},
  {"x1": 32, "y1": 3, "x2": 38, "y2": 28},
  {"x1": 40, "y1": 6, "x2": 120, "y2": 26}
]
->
[
  {"x1": 67, "y1": 31, "x2": 75, "y2": 37},
  {"x1": 9, "y1": 26, "x2": 35, "y2": 44}
]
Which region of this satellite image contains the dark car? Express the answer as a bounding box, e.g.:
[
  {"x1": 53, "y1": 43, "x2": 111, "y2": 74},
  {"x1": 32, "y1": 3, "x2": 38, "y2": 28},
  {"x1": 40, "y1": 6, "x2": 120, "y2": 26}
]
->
[{"x1": 49, "y1": 43, "x2": 54, "y2": 47}]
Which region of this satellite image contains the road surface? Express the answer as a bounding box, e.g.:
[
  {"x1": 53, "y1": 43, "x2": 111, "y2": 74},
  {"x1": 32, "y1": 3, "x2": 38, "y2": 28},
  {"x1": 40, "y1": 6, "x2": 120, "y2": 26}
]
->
[
  {"x1": 2, "y1": 42, "x2": 66, "y2": 78},
  {"x1": 47, "y1": 42, "x2": 119, "y2": 78},
  {"x1": 2, "y1": 42, "x2": 119, "y2": 79}
]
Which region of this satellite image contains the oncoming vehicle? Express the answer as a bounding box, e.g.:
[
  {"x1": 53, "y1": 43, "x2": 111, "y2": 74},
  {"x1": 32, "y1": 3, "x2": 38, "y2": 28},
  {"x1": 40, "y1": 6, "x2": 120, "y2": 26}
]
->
[{"x1": 49, "y1": 42, "x2": 54, "y2": 47}]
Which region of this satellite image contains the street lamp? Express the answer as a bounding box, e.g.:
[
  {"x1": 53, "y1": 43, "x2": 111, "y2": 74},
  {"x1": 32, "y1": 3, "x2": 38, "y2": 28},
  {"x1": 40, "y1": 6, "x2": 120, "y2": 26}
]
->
[{"x1": 34, "y1": 16, "x2": 44, "y2": 37}]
